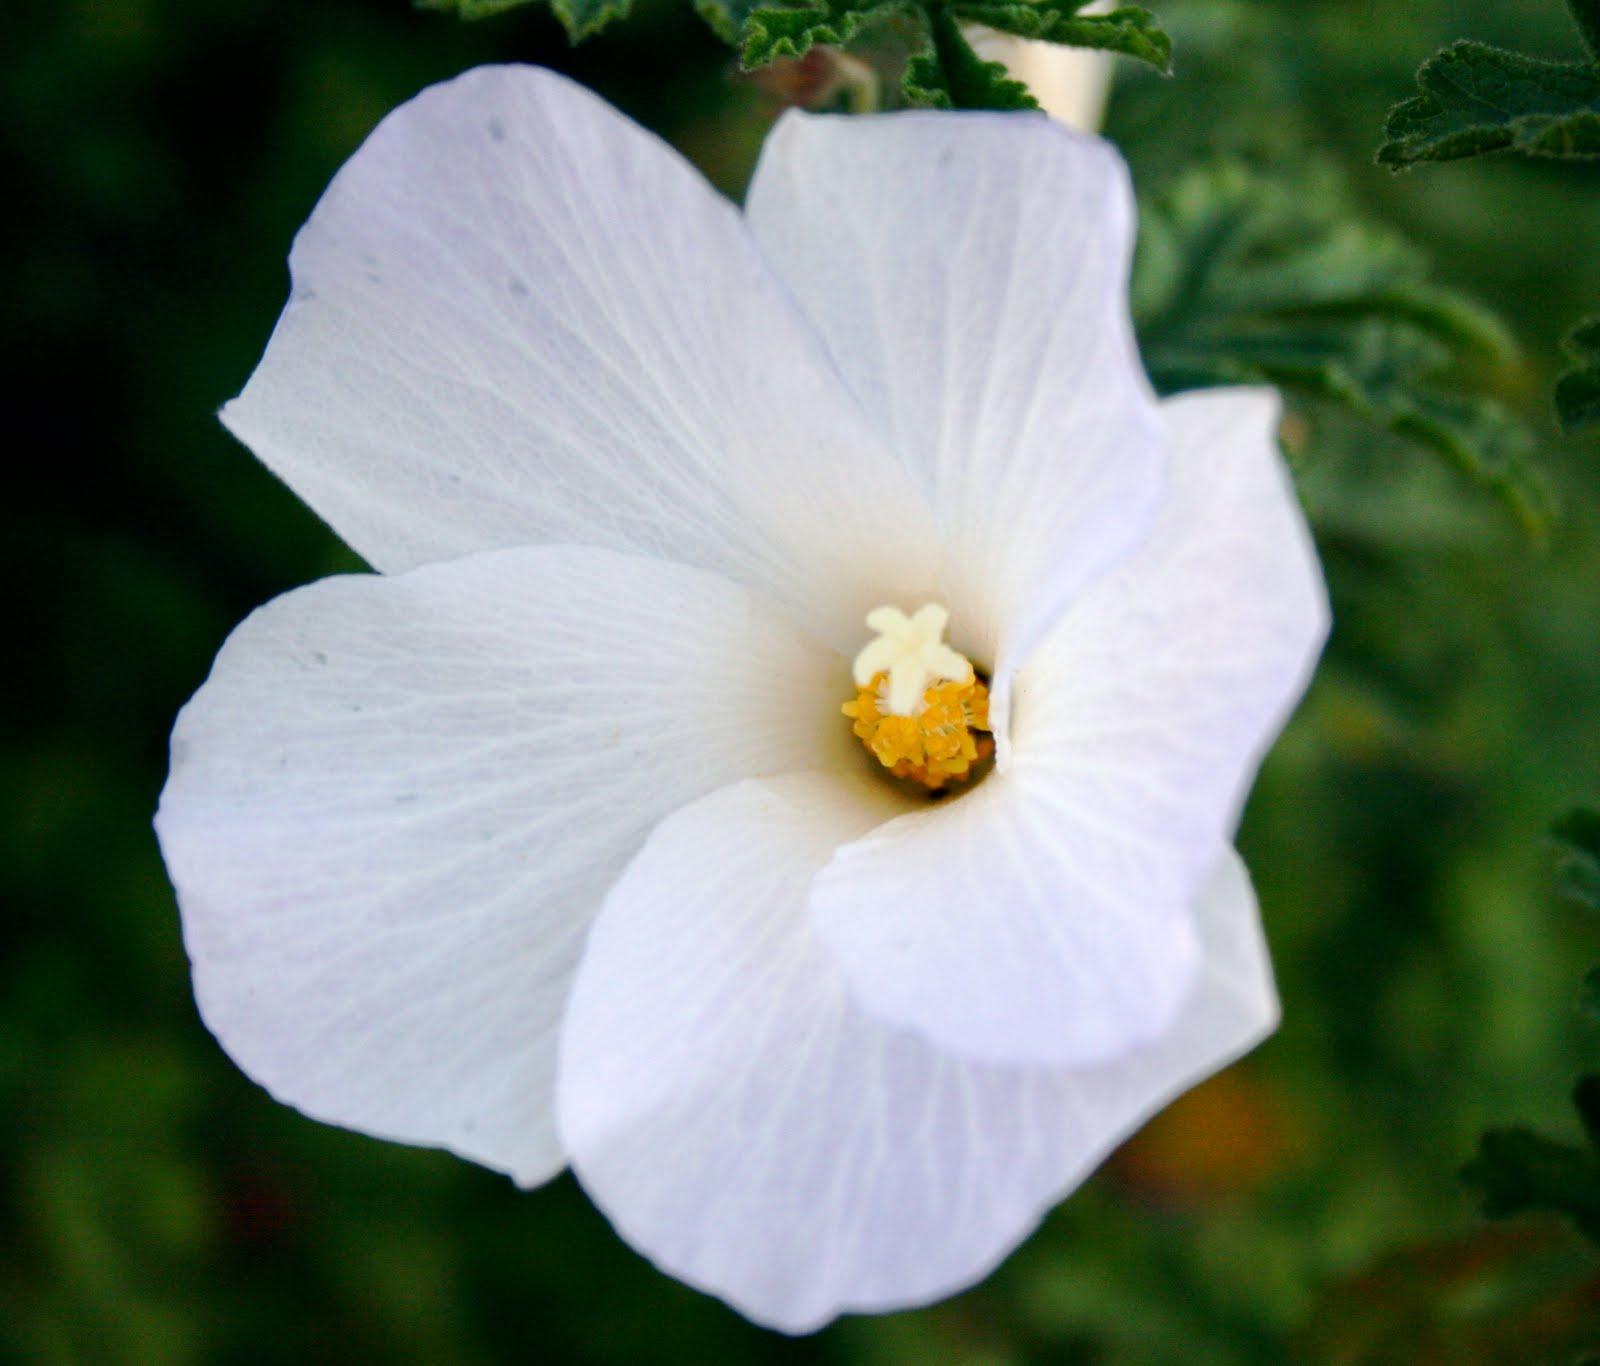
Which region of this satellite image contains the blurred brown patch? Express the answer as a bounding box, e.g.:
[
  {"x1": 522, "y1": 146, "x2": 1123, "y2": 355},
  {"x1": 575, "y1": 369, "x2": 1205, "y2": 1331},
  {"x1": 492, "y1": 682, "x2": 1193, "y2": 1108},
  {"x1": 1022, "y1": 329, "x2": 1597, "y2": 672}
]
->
[
  {"x1": 1298, "y1": 1222, "x2": 1600, "y2": 1364},
  {"x1": 1107, "y1": 1065, "x2": 1304, "y2": 1210}
]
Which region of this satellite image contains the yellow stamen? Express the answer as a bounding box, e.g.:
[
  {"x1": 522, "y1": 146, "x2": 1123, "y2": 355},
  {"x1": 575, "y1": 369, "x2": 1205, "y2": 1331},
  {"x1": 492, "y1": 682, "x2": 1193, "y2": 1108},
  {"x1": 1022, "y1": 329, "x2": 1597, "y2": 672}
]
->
[{"x1": 843, "y1": 671, "x2": 993, "y2": 791}]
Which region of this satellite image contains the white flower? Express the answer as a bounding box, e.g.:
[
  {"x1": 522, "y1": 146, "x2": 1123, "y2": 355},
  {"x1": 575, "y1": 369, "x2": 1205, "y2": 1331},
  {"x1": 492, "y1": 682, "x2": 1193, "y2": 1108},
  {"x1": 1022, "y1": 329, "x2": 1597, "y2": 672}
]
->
[{"x1": 154, "y1": 66, "x2": 1329, "y2": 1333}]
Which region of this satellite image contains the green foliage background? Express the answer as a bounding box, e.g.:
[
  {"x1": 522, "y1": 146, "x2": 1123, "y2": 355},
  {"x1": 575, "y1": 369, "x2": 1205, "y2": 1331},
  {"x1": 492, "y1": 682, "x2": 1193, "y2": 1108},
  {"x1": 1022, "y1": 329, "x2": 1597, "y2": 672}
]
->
[{"x1": 5, "y1": 0, "x2": 1600, "y2": 1359}]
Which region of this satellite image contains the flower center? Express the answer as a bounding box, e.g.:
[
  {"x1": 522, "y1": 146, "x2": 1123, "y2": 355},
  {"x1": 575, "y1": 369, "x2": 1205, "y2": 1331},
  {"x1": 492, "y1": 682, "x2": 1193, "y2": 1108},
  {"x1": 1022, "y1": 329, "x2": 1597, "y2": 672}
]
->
[{"x1": 844, "y1": 604, "x2": 993, "y2": 791}]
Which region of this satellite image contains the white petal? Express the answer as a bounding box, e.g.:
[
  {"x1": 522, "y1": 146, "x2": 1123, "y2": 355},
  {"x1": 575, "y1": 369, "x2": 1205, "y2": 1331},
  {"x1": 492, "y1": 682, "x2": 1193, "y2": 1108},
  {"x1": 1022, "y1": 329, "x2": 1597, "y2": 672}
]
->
[
  {"x1": 808, "y1": 388, "x2": 1325, "y2": 1067},
  {"x1": 746, "y1": 111, "x2": 1165, "y2": 679},
  {"x1": 221, "y1": 66, "x2": 938, "y2": 648},
  {"x1": 1012, "y1": 388, "x2": 1330, "y2": 868},
  {"x1": 155, "y1": 545, "x2": 844, "y2": 1186},
  {"x1": 810, "y1": 771, "x2": 1202, "y2": 1067},
  {"x1": 558, "y1": 770, "x2": 1276, "y2": 1333}
]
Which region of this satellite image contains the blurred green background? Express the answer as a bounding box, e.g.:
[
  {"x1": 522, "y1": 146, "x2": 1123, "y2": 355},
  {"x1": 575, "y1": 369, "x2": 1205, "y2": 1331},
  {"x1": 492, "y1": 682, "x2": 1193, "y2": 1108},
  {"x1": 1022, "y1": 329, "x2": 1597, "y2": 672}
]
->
[{"x1": 5, "y1": 0, "x2": 1600, "y2": 1360}]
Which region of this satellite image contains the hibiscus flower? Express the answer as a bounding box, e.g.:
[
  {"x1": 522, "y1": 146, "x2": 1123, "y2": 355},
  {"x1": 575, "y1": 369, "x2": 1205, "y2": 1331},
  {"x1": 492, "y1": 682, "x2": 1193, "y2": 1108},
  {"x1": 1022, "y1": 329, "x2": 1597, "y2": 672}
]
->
[{"x1": 155, "y1": 65, "x2": 1328, "y2": 1331}]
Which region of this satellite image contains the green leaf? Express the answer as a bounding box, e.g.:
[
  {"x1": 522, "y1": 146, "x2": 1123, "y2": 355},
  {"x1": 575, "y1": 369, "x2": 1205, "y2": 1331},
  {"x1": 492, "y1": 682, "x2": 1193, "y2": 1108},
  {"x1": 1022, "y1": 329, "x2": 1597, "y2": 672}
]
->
[
  {"x1": 1462, "y1": 816, "x2": 1600, "y2": 1246},
  {"x1": 1556, "y1": 315, "x2": 1600, "y2": 434},
  {"x1": 1573, "y1": 0, "x2": 1600, "y2": 61},
  {"x1": 1463, "y1": 1125, "x2": 1600, "y2": 1244},
  {"x1": 1554, "y1": 806, "x2": 1600, "y2": 910},
  {"x1": 947, "y1": 2, "x2": 1171, "y2": 74},
  {"x1": 696, "y1": 0, "x2": 765, "y2": 44},
  {"x1": 739, "y1": 0, "x2": 903, "y2": 67},
  {"x1": 550, "y1": 0, "x2": 632, "y2": 39},
  {"x1": 417, "y1": 0, "x2": 629, "y2": 39},
  {"x1": 1379, "y1": 22, "x2": 1600, "y2": 168},
  {"x1": 731, "y1": 0, "x2": 1167, "y2": 108},
  {"x1": 417, "y1": 0, "x2": 536, "y2": 14},
  {"x1": 902, "y1": 7, "x2": 1037, "y2": 110},
  {"x1": 1132, "y1": 159, "x2": 1551, "y2": 536},
  {"x1": 1460, "y1": 815, "x2": 1600, "y2": 1261},
  {"x1": 423, "y1": 0, "x2": 1171, "y2": 105},
  {"x1": 1379, "y1": 11, "x2": 1600, "y2": 440}
]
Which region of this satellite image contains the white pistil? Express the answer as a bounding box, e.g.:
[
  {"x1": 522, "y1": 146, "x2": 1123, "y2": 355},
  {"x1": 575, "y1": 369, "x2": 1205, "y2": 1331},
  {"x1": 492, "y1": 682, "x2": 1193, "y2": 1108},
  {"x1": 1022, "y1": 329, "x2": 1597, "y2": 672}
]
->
[{"x1": 851, "y1": 604, "x2": 974, "y2": 717}]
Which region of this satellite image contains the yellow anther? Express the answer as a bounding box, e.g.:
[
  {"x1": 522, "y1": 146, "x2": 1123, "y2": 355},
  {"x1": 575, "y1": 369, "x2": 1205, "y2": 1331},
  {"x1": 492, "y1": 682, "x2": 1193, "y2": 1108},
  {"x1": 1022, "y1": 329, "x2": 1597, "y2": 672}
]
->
[{"x1": 843, "y1": 671, "x2": 993, "y2": 791}]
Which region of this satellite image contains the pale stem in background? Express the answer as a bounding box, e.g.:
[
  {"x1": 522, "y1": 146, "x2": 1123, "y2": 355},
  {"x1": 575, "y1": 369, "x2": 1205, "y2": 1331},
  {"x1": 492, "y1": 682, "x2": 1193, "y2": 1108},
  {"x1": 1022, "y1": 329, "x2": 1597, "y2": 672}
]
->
[{"x1": 965, "y1": 0, "x2": 1115, "y2": 131}]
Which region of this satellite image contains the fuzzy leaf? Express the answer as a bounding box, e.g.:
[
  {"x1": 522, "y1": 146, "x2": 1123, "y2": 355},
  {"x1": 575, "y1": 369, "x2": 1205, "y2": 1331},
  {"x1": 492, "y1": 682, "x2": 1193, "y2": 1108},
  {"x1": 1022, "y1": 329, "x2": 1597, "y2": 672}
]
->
[
  {"x1": 732, "y1": 0, "x2": 1167, "y2": 107},
  {"x1": 739, "y1": 0, "x2": 902, "y2": 66},
  {"x1": 1379, "y1": 8, "x2": 1600, "y2": 169},
  {"x1": 1556, "y1": 315, "x2": 1600, "y2": 433},
  {"x1": 696, "y1": 0, "x2": 766, "y2": 44},
  {"x1": 950, "y1": 1, "x2": 1171, "y2": 73},
  {"x1": 417, "y1": 0, "x2": 630, "y2": 38},
  {"x1": 1379, "y1": 9, "x2": 1600, "y2": 435},
  {"x1": 417, "y1": 0, "x2": 537, "y2": 14},
  {"x1": 422, "y1": 0, "x2": 1171, "y2": 105},
  {"x1": 902, "y1": 7, "x2": 1037, "y2": 109},
  {"x1": 1132, "y1": 160, "x2": 1551, "y2": 535}
]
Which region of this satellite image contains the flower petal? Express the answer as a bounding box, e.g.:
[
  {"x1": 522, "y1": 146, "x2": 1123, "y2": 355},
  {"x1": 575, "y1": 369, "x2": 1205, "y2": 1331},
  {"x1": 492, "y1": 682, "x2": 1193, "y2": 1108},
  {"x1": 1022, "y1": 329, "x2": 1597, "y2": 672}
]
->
[
  {"x1": 808, "y1": 387, "x2": 1326, "y2": 1067},
  {"x1": 156, "y1": 545, "x2": 844, "y2": 1186},
  {"x1": 221, "y1": 66, "x2": 937, "y2": 648},
  {"x1": 1013, "y1": 387, "x2": 1329, "y2": 866},
  {"x1": 745, "y1": 110, "x2": 1165, "y2": 679},
  {"x1": 810, "y1": 773, "x2": 1202, "y2": 1067},
  {"x1": 557, "y1": 770, "x2": 1276, "y2": 1333}
]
